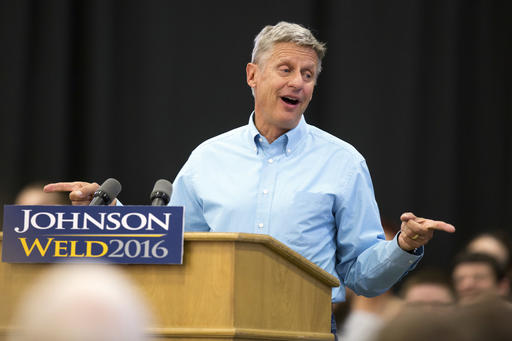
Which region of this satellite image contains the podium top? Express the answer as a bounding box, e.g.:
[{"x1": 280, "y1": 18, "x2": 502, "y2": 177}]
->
[
  {"x1": 0, "y1": 231, "x2": 340, "y2": 287},
  {"x1": 184, "y1": 232, "x2": 340, "y2": 287}
]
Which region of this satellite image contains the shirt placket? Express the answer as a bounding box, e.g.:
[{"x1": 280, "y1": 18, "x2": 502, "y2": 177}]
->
[{"x1": 254, "y1": 143, "x2": 282, "y2": 234}]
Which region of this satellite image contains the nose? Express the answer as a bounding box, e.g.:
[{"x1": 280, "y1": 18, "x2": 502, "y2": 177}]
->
[
  {"x1": 457, "y1": 276, "x2": 476, "y2": 292},
  {"x1": 287, "y1": 70, "x2": 304, "y2": 89}
]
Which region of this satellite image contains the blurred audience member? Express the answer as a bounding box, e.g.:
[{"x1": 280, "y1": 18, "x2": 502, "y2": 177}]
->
[
  {"x1": 399, "y1": 267, "x2": 455, "y2": 310},
  {"x1": 466, "y1": 232, "x2": 511, "y2": 268},
  {"x1": 15, "y1": 181, "x2": 68, "y2": 205},
  {"x1": 466, "y1": 230, "x2": 512, "y2": 299},
  {"x1": 452, "y1": 252, "x2": 509, "y2": 305},
  {"x1": 376, "y1": 308, "x2": 464, "y2": 341},
  {"x1": 337, "y1": 218, "x2": 403, "y2": 341},
  {"x1": 338, "y1": 288, "x2": 402, "y2": 341},
  {"x1": 9, "y1": 263, "x2": 152, "y2": 341},
  {"x1": 457, "y1": 298, "x2": 512, "y2": 340},
  {"x1": 377, "y1": 298, "x2": 512, "y2": 341}
]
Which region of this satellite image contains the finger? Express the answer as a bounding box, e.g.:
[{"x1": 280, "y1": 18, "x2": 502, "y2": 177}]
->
[
  {"x1": 398, "y1": 230, "x2": 423, "y2": 251},
  {"x1": 406, "y1": 216, "x2": 456, "y2": 234},
  {"x1": 43, "y1": 182, "x2": 79, "y2": 193},
  {"x1": 69, "y1": 191, "x2": 88, "y2": 201},
  {"x1": 425, "y1": 220, "x2": 456, "y2": 233},
  {"x1": 44, "y1": 181, "x2": 92, "y2": 193},
  {"x1": 402, "y1": 218, "x2": 423, "y2": 235},
  {"x1": 400, "y1": 212, "x2": 417, "y2": 222},
  {"x1": 69, "y1": 183, "x2": 99, "y2": 201}
]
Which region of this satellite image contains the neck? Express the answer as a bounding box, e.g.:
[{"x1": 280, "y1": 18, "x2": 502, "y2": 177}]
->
[{"x1": 253, "y1": 114, "x2": 291, "y2": 144}]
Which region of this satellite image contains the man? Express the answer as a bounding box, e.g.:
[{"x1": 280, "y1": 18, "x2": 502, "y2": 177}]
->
[
  {"x1": 466, "y1": 231, "x2": 511, "y2": 273},
  {"x1": 45, "y1": 22, "x2": 454, "y2": 302},
  {"x1": 400, "y1": 268, "x2": 455, "y2": 309},
  {"x1": 452, "y1": 252, "x2": 509, "y2": 305}
]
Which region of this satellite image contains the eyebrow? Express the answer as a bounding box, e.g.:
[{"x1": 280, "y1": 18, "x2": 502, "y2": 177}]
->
[{"x1": 277, "y1": 60, "x2": 316, "y2": 73}]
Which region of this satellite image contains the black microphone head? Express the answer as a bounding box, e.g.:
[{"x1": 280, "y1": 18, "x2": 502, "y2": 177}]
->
[
  {"x1": 150, "y1": 179, "x2": 172, "y2": 206},
  {"x1": 90, "y1": 178, "x2": 122, "y2": 206}
]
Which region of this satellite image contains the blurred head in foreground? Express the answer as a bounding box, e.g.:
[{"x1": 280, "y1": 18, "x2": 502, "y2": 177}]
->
[
  {"x1": 400, "y1": 268, "x2": 455, "y2": 310},
  {"x1": 377, "y1": 298, "x2": 512, "y2": 341},
  {"x1": 466, "y1": 231, "x2": 512, "y2": 273},
  {"x1": 15, "y1": 182, "x2": 68, "y2": 205},
  {"x1": 452, "y1": 252, "x2": 509, "y2": 305},
  {"x1": 9, "y1": 263, "x2": 151, "y2": 341}
]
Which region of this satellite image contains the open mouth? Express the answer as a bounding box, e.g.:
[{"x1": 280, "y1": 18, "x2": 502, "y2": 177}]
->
[{"x1": 281, "y1": 96, "x2": 299, "y2": 105}]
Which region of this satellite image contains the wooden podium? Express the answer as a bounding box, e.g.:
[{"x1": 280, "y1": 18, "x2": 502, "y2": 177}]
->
[{"x1": 0, "y1": 232, "x2": 339, "y2": 340}]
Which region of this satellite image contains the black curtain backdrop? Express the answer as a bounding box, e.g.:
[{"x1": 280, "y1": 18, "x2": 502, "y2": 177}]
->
[{"x1": 1, "y1": 0, "x2": 511, "y2": 269}]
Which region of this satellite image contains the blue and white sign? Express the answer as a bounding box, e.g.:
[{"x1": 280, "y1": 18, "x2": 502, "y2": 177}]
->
[{"x1": 2, "y1": 205, "x2": 184, "y2": 264}]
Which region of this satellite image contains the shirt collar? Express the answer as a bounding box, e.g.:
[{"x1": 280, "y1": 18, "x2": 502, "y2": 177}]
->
[{"x1": 247, "y1": 112, "x2": 308, "y2": 156}]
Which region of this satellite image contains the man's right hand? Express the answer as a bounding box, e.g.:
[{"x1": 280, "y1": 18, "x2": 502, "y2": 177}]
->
[{"x1": 43, "y1": 181, "x2": 100, "y2": 206}]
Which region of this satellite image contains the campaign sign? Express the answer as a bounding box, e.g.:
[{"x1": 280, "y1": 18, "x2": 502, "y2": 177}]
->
[{"x1": 2, "y1": 205, "x2": 184, "y2": 264}]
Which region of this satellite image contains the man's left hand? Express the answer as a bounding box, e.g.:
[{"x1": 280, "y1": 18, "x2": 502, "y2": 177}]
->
[{"x1": 398, "y1": 212, "x2": 455, "y2": 251}]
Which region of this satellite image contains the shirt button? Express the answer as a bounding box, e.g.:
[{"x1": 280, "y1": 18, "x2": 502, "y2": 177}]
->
[
  {"x1": 263, "y1": 189, "x2": 269, "y2": 194},
  {"x1": 287, "y1": 149, "x2": 291, "y2": 153},
  {"x1": 409, "y1": 260, "x2": 414, "y2": 264},
  {"x1": 258, "y1": 223, "x2": 264, "y2": 228},
  {"x1": 259, "y1": 137, "x2": 263, "y2": 142},
  {"x1": 268, "y1": 158, "x2": 273, "y2": 163}
]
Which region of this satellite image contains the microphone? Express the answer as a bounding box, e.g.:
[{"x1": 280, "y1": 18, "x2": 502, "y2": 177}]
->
[
  {"x1": 150, "y1": 179, "x2": 173, "y2": 206},
  {"x1": 89, "y1": 178, "x2": 122, "y2": 206}
]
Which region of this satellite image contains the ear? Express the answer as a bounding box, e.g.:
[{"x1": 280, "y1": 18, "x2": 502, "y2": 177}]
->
[{"x1": 246, "y1": 63, "x2": 258, "y2": 89}]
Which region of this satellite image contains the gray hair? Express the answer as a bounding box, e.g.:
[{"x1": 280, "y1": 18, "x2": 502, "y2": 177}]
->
[{"x1": 251, "y1": 21, "x2": 326, "y2": 74}]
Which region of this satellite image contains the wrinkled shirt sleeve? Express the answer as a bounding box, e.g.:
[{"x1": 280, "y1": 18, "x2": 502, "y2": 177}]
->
[
  {"x1": 170, "y1": 152, "x2": 210, "y2": 232},
  {"x1": 335, "y1": 159, "x2": 423, "y2": 297}
]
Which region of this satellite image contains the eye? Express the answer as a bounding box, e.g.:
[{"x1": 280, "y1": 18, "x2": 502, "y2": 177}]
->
[
  {"x1": 279, "y1": 67, "x2": 291, "y2": 73},
  {"x1": 303, "y1": 71, "x2": 313, "y2": 81}
]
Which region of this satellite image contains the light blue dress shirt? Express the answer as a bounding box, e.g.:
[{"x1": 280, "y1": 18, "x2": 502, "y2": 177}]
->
[{"x1": 170, "y1": 113, "x2": 422, "y2": 302}]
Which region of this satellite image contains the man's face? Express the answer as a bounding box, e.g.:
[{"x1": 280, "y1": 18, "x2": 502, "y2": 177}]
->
[
  {"x1": 246, "y1": 42, "x2": 318, "y2": 139},
  {"x1": 452, "y1": 262, "x2": 500, "y2": 305}
]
